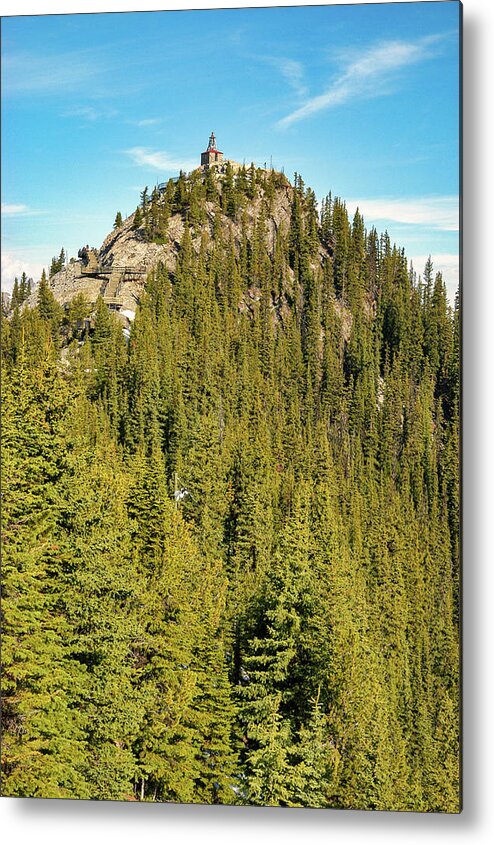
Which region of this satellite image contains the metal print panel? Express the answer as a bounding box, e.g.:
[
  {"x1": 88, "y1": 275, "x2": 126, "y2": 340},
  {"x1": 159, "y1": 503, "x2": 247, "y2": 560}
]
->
[{"x1": 1, "y1": 1, "x2": 461, "y2": 811}]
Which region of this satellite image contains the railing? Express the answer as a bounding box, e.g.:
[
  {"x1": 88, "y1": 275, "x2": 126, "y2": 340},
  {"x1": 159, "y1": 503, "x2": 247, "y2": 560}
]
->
[
  {"x1": 81, "y1": 264, "x2": 148, "y2": 277},
  {"x1": 78, "y1": 262, "x2": 148, "y2": 310}
]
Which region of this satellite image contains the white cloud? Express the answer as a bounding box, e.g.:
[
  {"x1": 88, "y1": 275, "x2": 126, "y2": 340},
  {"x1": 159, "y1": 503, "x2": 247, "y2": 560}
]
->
[
  {"x1": 274, "y1": 58, "x2": 308, "y2": 97},
  {"x1": 124, "y1": 147, "x2": 196, "y2": 173},
  {"x1": 2, "y1": 203, "x2": 44, "y2": 219},
  {"x1": 62, "y1": 105, "x2": 118, "y2": 121},
  {"x1": 3, "y1": 50, "x2": 107, "y2": 95},
  {"x1": 131, "y1": 118, "x2": 162, "y2": 127},
  {"x1": 344, "y1": 196, "x2": 459, "y2": 232},
  {"x1": 2, "y1": 203, "x2": 29, "y2": 215},
  {"x1": 278, "y1": 34, "x2": 447, "y2": 128},
  {"x1": 1, "y1": 249, "x2": 45, "y2": 292}
]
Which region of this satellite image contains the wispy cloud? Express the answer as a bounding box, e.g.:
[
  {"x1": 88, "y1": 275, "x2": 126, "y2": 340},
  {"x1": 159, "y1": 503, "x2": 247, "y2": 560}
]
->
[
  {"x1": 344, "y1": 195, "x2": 459, "y2": 232},
  {"x1": 62, "y1": 105, "x2": 118, "y2": 121},
  {"x1": 277, "y1": 34, "x2": 447, "y2": 128},
  {"x1": 1, "y1": 203, "x2": 43, "y2": 217},
  {"x1": 130, "y1": 118, "x2": 162, "y2": 128},
  {"x1": 247, "y1": 54, "x2": 308, "y2": 97},
  {"x1": 2, "y1": 203, "x2": 29, "y2": 215},
  {"x1": 124, "y1": 147, "x2": 196, "y2": 173},
  {"x1": 3, "y1": 50, "x2": 108, "y2": 95},
  {"x1": 272, "y1": 58, "x2": 308, "y2": 97}
]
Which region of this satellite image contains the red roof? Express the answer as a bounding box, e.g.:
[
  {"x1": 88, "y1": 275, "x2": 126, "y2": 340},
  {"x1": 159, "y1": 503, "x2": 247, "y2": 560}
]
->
[{"x1": 203, "y1": 148, "x2": 223, "y2": 155}]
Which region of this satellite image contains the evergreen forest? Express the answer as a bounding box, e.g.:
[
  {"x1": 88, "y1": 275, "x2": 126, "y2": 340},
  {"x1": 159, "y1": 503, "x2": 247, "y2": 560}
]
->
[{"x1": 1, "y1": 166, "x2": 460, "y2": 811}]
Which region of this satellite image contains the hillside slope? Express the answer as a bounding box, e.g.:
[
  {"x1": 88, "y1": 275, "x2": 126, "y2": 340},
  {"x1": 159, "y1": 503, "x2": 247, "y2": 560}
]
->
[
  {"x1": 2, "y1": 164, "x2": 460, "y2": 810},
  {"x1": 45, "y1": 166, "x2": 332, "y2": 321}
]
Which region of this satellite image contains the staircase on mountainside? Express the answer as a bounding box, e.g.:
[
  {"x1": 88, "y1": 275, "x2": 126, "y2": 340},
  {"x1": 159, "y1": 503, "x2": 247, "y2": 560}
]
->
[
  {"x1": 103, "y1": 267, "x2": 125, "y2": 306},
  {"x1": 80, "y1": 248, "x2": 100, "y2": 275}
]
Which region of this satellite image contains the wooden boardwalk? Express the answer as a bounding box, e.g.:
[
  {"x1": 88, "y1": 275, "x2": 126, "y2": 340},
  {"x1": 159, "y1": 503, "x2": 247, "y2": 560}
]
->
[
  {"x1": 80, "y1": 256, "x2": 148, "y2": 309},
  {"x1": 103, "y1": 268, "x2": 124, "y2": 304}
]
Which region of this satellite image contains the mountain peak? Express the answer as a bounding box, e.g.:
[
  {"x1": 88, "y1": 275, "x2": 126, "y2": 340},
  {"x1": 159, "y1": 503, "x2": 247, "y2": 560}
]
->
[{"x1": 44, "y1": 165, "x2": 332, "y2": 325}]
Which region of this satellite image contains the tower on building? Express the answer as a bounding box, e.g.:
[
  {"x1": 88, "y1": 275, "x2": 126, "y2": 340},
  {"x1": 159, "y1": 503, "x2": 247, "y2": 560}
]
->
[{"x1": 201, "y1": 132, "x2": 224, "y2": 168}]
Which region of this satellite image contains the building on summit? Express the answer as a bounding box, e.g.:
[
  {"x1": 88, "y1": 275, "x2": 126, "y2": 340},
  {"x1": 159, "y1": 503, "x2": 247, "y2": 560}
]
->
[{"x1": 201, "y1": 132, "x2": 224, "y2": 169}]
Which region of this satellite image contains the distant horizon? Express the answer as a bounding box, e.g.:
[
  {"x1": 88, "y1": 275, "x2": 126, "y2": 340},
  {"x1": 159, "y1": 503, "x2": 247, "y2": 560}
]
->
[{"x1": 2, "y1": 2, "x2": 460, "y2": 300}]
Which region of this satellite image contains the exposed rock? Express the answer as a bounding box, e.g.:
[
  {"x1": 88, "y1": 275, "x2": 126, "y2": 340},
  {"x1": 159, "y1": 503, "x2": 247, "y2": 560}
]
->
[{"x1": 22, "y1": 170, "x2": 352, "y2": 337}]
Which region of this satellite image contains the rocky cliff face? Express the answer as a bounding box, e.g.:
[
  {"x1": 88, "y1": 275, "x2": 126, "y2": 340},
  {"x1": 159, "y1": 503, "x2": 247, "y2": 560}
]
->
[{"x1": 37, "y1": 168, "x2": 333, "y2": 323}]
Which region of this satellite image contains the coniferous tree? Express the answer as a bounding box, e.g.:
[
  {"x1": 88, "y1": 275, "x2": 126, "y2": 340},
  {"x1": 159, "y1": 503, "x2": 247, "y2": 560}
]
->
[{"x1": 133, "y1": 206, "x2": 143, "y2": 230}]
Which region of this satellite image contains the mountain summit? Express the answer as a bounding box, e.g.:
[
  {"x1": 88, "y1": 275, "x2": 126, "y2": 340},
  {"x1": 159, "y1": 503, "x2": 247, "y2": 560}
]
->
[{"x1": 44, "y1": 157, "x2": 333, "y2": 332}]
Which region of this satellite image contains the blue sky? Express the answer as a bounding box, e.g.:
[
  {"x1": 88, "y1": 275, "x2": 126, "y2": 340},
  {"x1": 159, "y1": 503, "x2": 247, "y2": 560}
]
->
[{"x1": 1, "y1": 2, "x2": 460, "y2": 299}]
